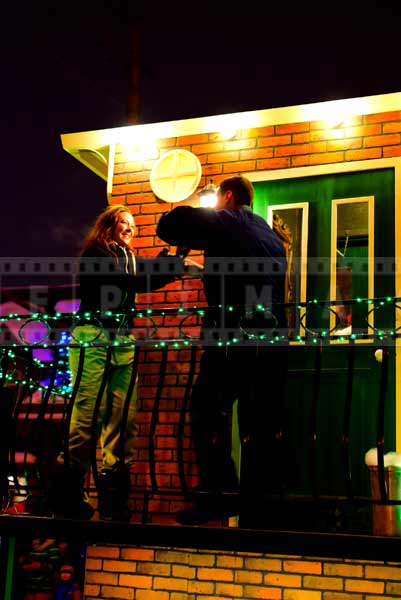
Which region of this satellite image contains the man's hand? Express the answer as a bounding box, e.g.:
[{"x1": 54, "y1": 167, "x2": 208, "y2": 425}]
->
[
  {"x1": 158, "y1": 247, "x2": 203, "y2": 277},
  {"x1": 184, "y1": 256, "x2": 204, "y2": 270},
  {"x1": 183, "y1": 256, "x2": 204, "y2": 277}
]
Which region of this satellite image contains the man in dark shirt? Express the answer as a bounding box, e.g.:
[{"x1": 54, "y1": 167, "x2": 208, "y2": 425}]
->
[{"x1": 157, "y1": 176, "x2": 288, "y2": 524}]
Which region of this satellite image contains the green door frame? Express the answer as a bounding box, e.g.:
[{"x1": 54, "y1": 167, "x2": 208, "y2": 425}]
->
[{"x1": 247, "y1": 157, "x2": 401, "y2": 451}]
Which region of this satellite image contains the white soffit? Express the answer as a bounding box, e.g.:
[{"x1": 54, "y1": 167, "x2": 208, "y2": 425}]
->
[{"x1": 61, "y1": 91, "x2": 401, "y2": 179}]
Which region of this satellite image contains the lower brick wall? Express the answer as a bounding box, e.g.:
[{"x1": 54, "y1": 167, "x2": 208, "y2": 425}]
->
[{"x1": 84, "y1": 544, "x2": 401, "y2": 599}]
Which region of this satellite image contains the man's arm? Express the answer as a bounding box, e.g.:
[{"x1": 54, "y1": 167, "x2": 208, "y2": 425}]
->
[{"x1": 156, "y1": 206, "x2": 223, "y2": 250}]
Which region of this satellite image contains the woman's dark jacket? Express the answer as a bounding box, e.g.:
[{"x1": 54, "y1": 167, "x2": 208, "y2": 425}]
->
[{"x1": 77, "y1": 242, "x2": 182, "y2": 334}]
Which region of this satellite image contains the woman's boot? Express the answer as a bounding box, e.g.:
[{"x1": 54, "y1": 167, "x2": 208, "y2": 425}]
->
[{"x1": 97, "y1": 468, "x2": 131, "y2": 521}]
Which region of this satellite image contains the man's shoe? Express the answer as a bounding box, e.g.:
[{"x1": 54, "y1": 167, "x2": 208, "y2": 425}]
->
[
  {"x1": 175, "y1": 491, "x2": 240, "y2": 525},
  {"x1": 64, "y1": 498, "x2": 94, "y2": 520},
  {"x1": 48, "y1": 464, "x2": 94, "y2": 519},
  {"x1": 99, "y1": 506, "x2": 131, "y2": 522},
  {"x1": 176, "y1": 504, "x2": 217, "y2": 525}
]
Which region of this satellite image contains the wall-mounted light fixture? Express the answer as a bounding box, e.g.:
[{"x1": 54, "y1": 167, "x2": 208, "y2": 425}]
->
[
  {"x1": 219, "y1": 124, "x2": 238, "y2": 140},
  {"x1": 323, "y1": 114, "x2": 344, "y2": 128},
  {"x1": 303, "y1": 98, "x2": 370, "y2": 130},
  {"x1": 198, "y1": 178, "x2": 218, "y2": 208},
  {"x1": 120, "y1": 130, "x2": 159, "y2": 161},
  {"x1": 214, "y1": 115, "x2": 239, "y2": 140}
]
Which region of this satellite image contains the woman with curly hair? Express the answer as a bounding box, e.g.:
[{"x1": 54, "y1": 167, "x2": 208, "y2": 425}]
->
[{"x1": 54, "y1": 205, "x2": 179, "y2": 521}]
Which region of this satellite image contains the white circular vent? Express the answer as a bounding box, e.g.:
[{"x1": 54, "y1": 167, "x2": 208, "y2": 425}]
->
[{"x1": 150, "y1": 149, "x2": 202, "y2": 203}]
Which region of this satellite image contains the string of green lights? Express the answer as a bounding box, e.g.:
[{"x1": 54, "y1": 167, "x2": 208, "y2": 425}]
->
[
  {"x1": 0, "y1": 295, "x2": 397, "y2": 323},
  {"x1": 0, "y1": 298, "x2": 399, "y2": 348},
  {"x1": 0, "y1": 296, "x2": 397, "y2": 398}
]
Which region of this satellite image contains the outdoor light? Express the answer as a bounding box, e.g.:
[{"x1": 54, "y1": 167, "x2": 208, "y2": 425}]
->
[
  {"x1": 302, "y1": 98, "x2": 370, "y2": 130},
  {"x1": 215, "y1": 114, "x2": 239, "y2": 140},
  {"x1": 323, "y1": 114, "x2": 344, "y2": 128},
  {"x1": 198, "y1": 178, "x2": 218, "y2": 208},
  {"x1": 120, "y1": 132, "x2": 158, "y2": 161},
  {"x1": 219, "y1": 124, "x2": 237, "y2": 140}
]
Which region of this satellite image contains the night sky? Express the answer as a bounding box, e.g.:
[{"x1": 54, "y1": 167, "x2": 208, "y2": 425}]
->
[{"x1": 2, "y1": 7, "x2": 401, "y2": 268}]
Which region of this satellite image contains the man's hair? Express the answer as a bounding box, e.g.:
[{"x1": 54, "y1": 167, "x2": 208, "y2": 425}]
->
[{"x1": 219, "y1": 176, "x2": 254, "y2": 207}]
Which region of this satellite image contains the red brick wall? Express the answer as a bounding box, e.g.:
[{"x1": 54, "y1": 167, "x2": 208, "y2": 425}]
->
[
  {"x1": 84, "y1": 544, "x2": 401, "y2": 599},
  {"x1": 110, "y1": 109, "x2": 401, "y2": 521}
]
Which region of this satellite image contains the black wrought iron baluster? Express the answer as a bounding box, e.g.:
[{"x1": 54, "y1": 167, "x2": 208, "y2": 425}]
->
[
  {"x1": 0, "y1": 349, "x2": 10, "y2": 387},
  {"x1": 177, "y1": 345, "x2": 197, "y2": 495},
  {"x1": 61, "y1": 387, "x2": 70, "y2": 424},
  {"x1": 342, "y1": 338, "x2": 355, "y2": 501},
  {"x1": 310, "y1": 338, "x2": 322, "y2": 500},
  {"x1": 49, "y1": 346, "x2": 68, "y2": 421},
  {"x1": 38, "y1": 347, "x2": 59, "y2": 422},
  {"x1": 275, "y1": 342, "x2": 290, "y2": 496},
  {"x1": 376, "y1": 338, "x2": 389, "y2": 502},
  {"x1": 5, "y1": 383, "x2": 23, "y2": 511},
  {"x1": 63, "y1": 346, "x2": 86, "y2": 466},
  {"x1": 32, "y1": 347, "x2": 60, "y2": 508},
  {"x1": 12, "y1": 349, "x2": 33, "y2": 418},
  {"x1": 117, "y1": 344, "x2": 139, "y2": 464},
  {"x1": 148, "y1": 344, "x2": 168, "y2": 494},
  {"x1": 0, "y1": 350, "x2": 11, "y2": 508},
  {"x1": 11, "y1": 349, "x2": 34, "y2": 504},
  {"x1": 89, "y1": 346, "x2": 113, "y2": 490}
]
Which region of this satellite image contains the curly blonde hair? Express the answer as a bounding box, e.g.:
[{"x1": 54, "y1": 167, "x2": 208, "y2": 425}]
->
[{"x1": 80, "y1": 205, "x2": 134, "y2": 256}]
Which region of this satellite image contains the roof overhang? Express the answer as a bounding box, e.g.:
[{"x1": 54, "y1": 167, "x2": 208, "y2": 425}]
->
[{"x1": 60, "y1": 91, "x2": 401, "y2": 184}]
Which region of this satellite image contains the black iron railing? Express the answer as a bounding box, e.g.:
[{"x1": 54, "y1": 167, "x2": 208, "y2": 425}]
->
[{"x1": 0, "y1": 298, "x2": 400, "y2": 532}]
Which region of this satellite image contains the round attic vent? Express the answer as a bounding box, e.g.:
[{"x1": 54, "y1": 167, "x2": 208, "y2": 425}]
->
[{"x1": 150, "y1": 149, "x2": 202, "y2": 203}]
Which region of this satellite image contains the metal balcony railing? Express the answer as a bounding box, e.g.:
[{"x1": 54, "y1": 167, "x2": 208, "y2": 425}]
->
[{"x1": 0, "y1": 297, "x2": 399, "y2": 533}]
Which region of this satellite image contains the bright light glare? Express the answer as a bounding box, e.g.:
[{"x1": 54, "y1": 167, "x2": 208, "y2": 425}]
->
[
  {"x1": 199, "y1": 191, "x2": 217, "y2": 208},
  {"x1": 303, "y1": 98, "x2": 370, "y2": 129},
  {"x1": 120, "y1": 135, "x2": 158, "y2": 160},
  {"x1": 219, "y1": 125, "x2": 237, "y2": 140}
]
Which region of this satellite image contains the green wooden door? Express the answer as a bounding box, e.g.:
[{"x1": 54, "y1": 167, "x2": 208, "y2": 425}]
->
[{"x1": 253, "y1": 168, "x2": 395, "y2": 498}]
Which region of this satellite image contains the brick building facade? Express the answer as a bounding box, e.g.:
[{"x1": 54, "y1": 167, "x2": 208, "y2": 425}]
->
[{"x1": 61, "y1": 92, "x2": 401, "y2": 599}]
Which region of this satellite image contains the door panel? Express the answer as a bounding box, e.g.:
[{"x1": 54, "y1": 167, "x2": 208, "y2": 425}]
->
[{"x1": 253, "y1": 168, "x2": 395, "y2": 497}]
